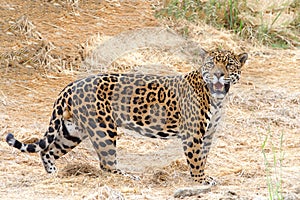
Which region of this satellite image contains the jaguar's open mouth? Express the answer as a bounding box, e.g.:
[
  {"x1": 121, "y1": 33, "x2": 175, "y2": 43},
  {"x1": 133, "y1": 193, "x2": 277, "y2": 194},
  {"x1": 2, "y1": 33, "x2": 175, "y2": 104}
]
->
[
  {"x1": 212, "y1": 82, "x2": 224, "y2": 92},
  {"x1": 208, "y1": 82, "x2": 230, "y2": 99}
]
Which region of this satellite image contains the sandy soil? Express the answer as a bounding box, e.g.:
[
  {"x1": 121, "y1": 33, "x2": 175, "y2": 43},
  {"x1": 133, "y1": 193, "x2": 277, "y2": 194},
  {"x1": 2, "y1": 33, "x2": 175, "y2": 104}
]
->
[{"x1": 0, "y1": 0, "x2": 299, "y2": 199}]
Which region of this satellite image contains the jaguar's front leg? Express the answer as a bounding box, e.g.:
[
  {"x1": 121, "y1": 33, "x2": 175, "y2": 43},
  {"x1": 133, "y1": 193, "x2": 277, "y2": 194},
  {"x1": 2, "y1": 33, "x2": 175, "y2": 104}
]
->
[{"x1": 181, "y1": 124, "x2": 216, "y2": 185}]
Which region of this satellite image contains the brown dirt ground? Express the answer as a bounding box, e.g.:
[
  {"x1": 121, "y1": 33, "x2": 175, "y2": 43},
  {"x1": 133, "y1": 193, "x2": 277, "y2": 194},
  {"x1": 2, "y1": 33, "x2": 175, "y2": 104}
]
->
[{"x1": 0, "y1": 0, "x2": 300, "y2": 199}]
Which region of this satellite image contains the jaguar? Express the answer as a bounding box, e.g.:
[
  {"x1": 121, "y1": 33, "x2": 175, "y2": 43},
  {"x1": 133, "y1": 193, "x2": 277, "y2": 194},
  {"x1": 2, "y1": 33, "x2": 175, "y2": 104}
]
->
[{"x1": 6, "y1": 49, "x2": 248, "y2": 184}]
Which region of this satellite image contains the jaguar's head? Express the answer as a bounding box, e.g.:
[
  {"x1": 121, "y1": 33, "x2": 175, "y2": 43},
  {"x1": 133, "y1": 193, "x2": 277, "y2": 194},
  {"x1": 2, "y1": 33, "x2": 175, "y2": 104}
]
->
[{"x1": 201, "y1": 49, "x2": 248, "y2": 100}]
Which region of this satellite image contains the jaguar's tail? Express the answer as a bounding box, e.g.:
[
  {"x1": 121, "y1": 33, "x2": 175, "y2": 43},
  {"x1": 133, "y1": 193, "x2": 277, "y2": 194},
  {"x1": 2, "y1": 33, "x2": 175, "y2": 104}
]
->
[
  {"x1": 6, "y1": 83, "x2": 74, "y2": 154},
  {"x1": 6, "y1": 133, "x2": 50, "y2": 153}
]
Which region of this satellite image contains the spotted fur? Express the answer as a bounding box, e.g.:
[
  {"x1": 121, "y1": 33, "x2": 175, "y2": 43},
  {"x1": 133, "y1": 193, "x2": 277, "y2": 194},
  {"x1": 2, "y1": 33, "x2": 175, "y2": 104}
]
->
[{"x1": 6, "y1": 49, "x2": 248, "y2": 184}]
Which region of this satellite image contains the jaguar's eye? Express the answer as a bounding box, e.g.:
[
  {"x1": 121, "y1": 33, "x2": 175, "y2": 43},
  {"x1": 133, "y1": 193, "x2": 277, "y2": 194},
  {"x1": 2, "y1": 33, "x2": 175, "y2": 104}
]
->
[
  {"x1": 227, "y1": 65, "x2": 235, "y2": 70},
  {"x1": 206, "y1": 62, "x2": 214, "y2": 68}
]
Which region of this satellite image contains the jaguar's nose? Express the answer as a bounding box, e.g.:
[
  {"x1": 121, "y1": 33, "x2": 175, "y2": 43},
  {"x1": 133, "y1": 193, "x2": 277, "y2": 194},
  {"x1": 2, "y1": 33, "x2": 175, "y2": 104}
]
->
[{"x1": 214, "y1": 72, "x2": 224, "y2": 78}]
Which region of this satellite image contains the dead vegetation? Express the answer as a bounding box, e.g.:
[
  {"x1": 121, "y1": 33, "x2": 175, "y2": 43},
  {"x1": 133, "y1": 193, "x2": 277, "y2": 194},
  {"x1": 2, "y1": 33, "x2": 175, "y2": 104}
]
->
[
  {"x1": 60, "y1": 163, "x2": 102, "y2": 178},
  {"x1": 0, "y1": 0, "x2": 299, "y2": 199}
]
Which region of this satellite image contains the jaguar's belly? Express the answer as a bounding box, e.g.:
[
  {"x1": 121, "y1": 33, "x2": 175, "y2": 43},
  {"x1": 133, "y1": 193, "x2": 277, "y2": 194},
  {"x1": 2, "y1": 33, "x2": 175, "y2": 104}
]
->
[
  {"x1": 112, "y1": 106, "x2": 180, "y2": 139},
  {"x1": 120, "y1": 121, "x2": 180, "y2": 139}
]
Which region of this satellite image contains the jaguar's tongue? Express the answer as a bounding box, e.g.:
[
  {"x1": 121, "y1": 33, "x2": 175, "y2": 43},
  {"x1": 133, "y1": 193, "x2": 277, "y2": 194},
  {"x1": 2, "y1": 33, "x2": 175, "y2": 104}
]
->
[{"x1": 214, "y1": 82, "x2": 223, "y2": 91}]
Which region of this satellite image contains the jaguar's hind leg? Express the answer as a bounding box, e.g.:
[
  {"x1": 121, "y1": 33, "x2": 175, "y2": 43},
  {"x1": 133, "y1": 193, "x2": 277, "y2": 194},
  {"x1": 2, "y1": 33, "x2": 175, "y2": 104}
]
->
[
  {"x1": 84, "y1": 113, "x2": 139, "y2": 180},
  {"x1": 41, "y1": 119, "x2": 86, "y2": 173},
  {"x1": 85, "y1": 115, "x2": 118, "y2": 172}
]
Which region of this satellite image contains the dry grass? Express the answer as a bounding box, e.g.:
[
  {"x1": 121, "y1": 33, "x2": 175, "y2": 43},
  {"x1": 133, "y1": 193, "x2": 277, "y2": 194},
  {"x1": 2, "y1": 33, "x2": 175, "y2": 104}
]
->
[
  {"x1": 0, "y1": 0, "x2": 158, "y2": 73},
  {"x1": 1, "y1": 15, "x2": 82, "y2": 73},
  {"x1": 0, "y1": 0, "x2": 300, "y2": 199}
]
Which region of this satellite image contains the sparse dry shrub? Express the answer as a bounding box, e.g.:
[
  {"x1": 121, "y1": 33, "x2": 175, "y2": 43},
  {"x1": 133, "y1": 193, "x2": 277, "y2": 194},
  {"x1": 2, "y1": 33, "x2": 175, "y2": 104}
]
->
[
  {"x1": 61, "y1": 162, "x2": 101, "y2": 178},
  {"x1": 7, "y1": 15, "x2": 43, "y2": 40}
]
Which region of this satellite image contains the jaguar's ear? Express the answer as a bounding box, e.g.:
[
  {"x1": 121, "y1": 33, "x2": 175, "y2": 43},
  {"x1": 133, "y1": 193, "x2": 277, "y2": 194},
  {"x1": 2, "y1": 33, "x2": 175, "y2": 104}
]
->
[
  {"x1": 238, "y1": 53, "x2": 248, "y2": 66},
  {"x1": 199, "y1": 48, "x2": 208, "y2": 62}
]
